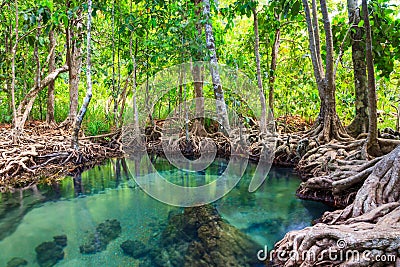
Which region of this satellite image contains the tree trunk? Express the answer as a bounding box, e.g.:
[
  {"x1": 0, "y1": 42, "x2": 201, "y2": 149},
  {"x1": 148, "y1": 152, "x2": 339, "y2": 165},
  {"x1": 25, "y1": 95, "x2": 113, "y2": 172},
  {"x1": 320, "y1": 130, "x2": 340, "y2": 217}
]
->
[
  {"x1": 253, "y1": 8, "x2": 267, "y2": 133},
  {"x1": 117, "y1": 76, "x2": 131, "y2": 126},
  {"x1": 46, "y1": 30, "x2": 56, "y2": 124},
  {"x1": 14, "y1": 65, "x2": 69, "y2": 134},
  {"x1": 193, "y1": 0, "x2": 204, "y2": 120},
  {"x1": 192, "y1": 61, "x2": 204, "y2": 119},
  {"x1": 268, "y1": 26, "x2": 281, "y2": 118},
  {"x1": 397, "y1": 102, "x2": 400, "y2": 132},
  {"x1": 202, "y1": 0, "x2": 230, "y2": 132},
  {"x1": 346, "y1": 0, "x2": 368, "y2": 137},
  {"x1": 10, "y1": 0, "x2": 18, "y2": 128},
  {"x1": 65, "y1": 14, "x2": 83, "y2": 124},
  {"x1": 363, "y1": 0, "x2": 380, "y2": 156},
  {"x1": 302, "y1": 0, "x2": 349, "y2": 142},
  {"x1": 71, "y1": 0, "x2": 93, "y2": 149}
]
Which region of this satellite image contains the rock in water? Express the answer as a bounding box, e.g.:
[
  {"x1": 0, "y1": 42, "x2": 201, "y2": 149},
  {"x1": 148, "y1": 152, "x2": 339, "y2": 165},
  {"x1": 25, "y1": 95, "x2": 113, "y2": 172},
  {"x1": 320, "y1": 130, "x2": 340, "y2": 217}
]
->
[
  {"x1": 79, "y1": 219, "x2": 122, "y2": 254},
  {"x1": 120, "y1": 240, "x2": 150, "y2": 258},
  {"x1": 6, "y1": 257, "x2": 28, "y2": 267},
  {"x1": 35, "y1": 241, "x2": 65, "y2": 267},
  {"x1": 148, "y1": 205, "x2": 260, "y2": 267},
  {"x1": 53, "y1": 235, "x2": 67, "y2": 247}
]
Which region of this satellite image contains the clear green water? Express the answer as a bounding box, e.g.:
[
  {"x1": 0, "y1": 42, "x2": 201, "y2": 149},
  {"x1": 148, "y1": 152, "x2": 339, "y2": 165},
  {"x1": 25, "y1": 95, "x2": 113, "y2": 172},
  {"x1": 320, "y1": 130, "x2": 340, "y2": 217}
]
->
[{"x1": 0, "y1": 157, "x2": 330, "y2": 266}]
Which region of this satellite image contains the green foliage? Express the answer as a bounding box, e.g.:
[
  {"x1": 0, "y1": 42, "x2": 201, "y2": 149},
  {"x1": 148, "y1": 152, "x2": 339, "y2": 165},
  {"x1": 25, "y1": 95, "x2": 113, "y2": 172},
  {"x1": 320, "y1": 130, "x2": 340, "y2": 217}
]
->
[{"x1": 0, "y1": 0, "x2": 398, "y2": 134}]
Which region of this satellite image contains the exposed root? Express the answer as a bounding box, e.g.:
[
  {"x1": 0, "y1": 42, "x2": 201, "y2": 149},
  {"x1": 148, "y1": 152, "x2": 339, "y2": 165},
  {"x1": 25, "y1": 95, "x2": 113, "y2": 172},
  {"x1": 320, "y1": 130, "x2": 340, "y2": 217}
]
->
[
  {"x1": 272, "y1": 145, "x2": 400, "y2": 266},
  {"x1": 0, "y1": 125, "x2": 122, "y2": 191}
]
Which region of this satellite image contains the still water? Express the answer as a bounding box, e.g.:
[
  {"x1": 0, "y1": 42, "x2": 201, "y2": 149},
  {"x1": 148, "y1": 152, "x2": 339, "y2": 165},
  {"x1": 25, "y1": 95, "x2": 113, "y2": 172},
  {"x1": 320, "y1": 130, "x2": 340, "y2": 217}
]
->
[{"x1": 0, "y1": 157, "x2": 330, "y2": 266}]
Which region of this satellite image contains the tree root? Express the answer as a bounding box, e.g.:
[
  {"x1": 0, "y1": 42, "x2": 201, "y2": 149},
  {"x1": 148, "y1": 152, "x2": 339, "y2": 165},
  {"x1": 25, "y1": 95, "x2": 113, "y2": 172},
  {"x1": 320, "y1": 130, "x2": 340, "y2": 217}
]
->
[
  {"x1": 0, "y1": 125, "x2": 122, "y2": 192},
  {"x1": 272, "y1": 145, "x2": 400, "y2": 266}
]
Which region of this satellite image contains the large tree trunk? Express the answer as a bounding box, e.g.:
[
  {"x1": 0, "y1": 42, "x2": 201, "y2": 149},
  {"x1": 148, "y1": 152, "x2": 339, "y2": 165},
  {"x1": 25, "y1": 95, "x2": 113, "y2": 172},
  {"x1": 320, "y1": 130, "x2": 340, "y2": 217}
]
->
[
  {"x1": 363, "y1": 0, "x2": 380, "y2": 156},
  {"x1": 46, "y1": 30, "x2": 57, "y2": 124},
  {"x1": 71, "y1": 0, "x2": 93, "y2": 149},
  {"x1": 202, "y1": 0, "x2": 230, "y2": 132},
  {"x1": 268, "y1": 26, "x2": 281, "y2": 118},
  {"x1": 253, "y1": 8, "x2": 267, "y2": 133},
  {"x1": 346, "y1": 0, "x2": 368, "y2": 137},
  {"x1": 302, "y1": 0, "x2": 349, "y2": 142}
]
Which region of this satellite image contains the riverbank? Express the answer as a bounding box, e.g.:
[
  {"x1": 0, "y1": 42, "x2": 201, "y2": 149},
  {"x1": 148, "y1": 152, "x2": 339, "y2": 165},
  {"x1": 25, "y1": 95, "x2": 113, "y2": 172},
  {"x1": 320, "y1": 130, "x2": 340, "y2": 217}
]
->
[
  {"x1": 2, "y1": 120, "x2": 400, "y2": 266},
  {"x1": 0, "y1": 123, "x2": 122, "y2": 192}
]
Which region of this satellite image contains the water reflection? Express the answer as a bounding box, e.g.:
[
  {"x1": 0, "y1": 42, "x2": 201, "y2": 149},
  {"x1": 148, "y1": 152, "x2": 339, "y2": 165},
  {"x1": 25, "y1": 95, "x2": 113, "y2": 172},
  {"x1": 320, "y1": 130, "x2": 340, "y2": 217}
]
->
[{"x1": 0, "y1": 158, "x2": 331, "y2": 266}]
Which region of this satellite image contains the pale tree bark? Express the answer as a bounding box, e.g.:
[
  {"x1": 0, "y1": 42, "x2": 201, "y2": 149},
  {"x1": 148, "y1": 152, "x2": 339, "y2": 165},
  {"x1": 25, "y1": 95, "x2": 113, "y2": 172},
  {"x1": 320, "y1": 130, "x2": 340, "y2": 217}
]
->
[
  {"x1": 302, "y1": 0, "x2": 349, "y2": 142},
  {"x1": 71, "y1": 0, "x2": 93, "y2": 149},
  {"x1": 346, "y1": 0, "x2": 368, "y2": 137},
  {"x1": 46, "y1": 30, "x2": 57, "y2": 124},
  {"x1": 202, "y1": 0, "x2": 230, "y2": 132},
  {"x1": 10, "y1": 0, "x2": 18, "y2": 128},
  {"x1": 253, "y1": 8, "x2": 267, "y2": 133},
  {"x1": 362, "y1": 0, "x2": 379, "y2": 155},
  {"x1": 268, "y1": 25, "x2": 281, "y2": 118}
]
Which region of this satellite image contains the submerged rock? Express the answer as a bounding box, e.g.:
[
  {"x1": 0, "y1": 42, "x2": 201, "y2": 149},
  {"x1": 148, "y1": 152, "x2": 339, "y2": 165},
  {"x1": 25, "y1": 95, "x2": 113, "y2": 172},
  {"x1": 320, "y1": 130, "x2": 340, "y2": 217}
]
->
[
  {"x1": 79, "y1": 219, "x2": 122, "y2": 254},
  {"x1": 53, "y1": 235, "x2": 67, "y2": 247},
  {"x1": 35, "y1": 238, "x2": 66, "y2": 267},
  {"x1": 6, "y1": 257, "x2": 28, "y2": 267},
  {"x1": 146, "y1": 205, "x2": 260, "y2": 267},
  {"x1": 120, "y1": 240, "x2": 150, "y2": 258}
]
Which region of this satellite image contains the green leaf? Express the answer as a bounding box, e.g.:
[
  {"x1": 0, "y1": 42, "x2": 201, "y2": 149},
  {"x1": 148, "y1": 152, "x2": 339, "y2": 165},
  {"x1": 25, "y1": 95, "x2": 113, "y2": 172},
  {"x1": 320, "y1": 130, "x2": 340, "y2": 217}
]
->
[
  {"x1": 291, "y1": 1, "x2": 301, "y2": 18},
  {"x1": 358, "y1": 20, "x2": 364, "y2": 27}
]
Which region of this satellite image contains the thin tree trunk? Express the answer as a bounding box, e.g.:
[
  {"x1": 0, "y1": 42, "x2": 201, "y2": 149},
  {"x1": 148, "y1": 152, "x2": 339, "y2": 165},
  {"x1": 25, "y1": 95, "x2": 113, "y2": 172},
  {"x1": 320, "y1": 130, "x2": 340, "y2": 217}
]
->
[
  {"x1": 14, "y1": 65, "x2": 69, "y2": 133},
  {"x1": 311, "y1": 0, "x2": 324, "y2": 76},
  {"x1": 301, "y1": 0, "x2": 349, "y2": 142},
  {"x1": 268, "y1": 26, "x2": 281, "y2": 118},
  {"x1": 71, "y1": 0, "x2": 93, "y2": 149},
  {"x1": 253, "y1": 8, "x2": 267, "y2": 133},
  {"x1": 202, "y1": 0, "x2": 230, "y2": 132},
  {"x1": 10, "y1": 0, "x2": 18, "y2": 128},
  {"x1": 193, "y1": 0, "x2": 204, "y2": 120},
  {"x1": 397, "y1": 102, "x2": 400, "y2": 132},
  {"x1": 362, "y1": 0, "x2": 379, "y2": 154},
  {"x1": 117, "y1": 76, "x2": 131, "y2": 126},
  {"x1": 46, "y1": 30, "x2": 56, "y2": 124},
  {"x1": 33, "y1": 15, "x2": 41, "y2": 122},
  {"x1": 131, "y1": 35, "x2": 139, "y2": 132},
  {"x1": 192, "y1": 61, "x2": 204, "y2": 119},
  {"x1": 65, "y1": 12, "x2": 83, "y2": 124},
  {"x1": 346, "y1": 0, "x2": 368, "y2": 137}
]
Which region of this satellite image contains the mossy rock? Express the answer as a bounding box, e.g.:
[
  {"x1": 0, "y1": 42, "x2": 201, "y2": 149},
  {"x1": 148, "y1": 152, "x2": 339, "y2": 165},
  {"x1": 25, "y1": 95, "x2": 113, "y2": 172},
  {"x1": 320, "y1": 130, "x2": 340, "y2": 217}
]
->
[
  {"x1": 35, "y1": 241, "x2": 64, "y2": 267},
  {"x1": 120, "y1": 240, "x2": 150, "y2": 259},
  {"x1": 6, "y1": 257, "x2": 28, "y2": 267},
  {"x1": 80, "y1": 219, "x2": 122, "y2": 254}
]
